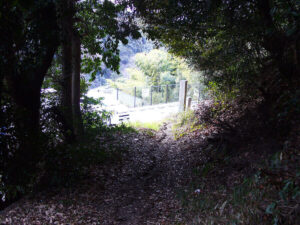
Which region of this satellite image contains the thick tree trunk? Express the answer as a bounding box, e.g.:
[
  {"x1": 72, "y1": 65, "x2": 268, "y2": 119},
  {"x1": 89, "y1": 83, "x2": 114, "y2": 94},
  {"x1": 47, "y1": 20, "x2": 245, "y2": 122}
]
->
[
  {"x1": 4, "y1": 41, "x2": 58, "y2": 186},
  {"x1": 0, "y1": 0, "x2": 59, "y2": 203},
  {"x1": 5, "y1": 41, "x2": 58, "y2": 133},
  {"x1": 60, "y1": 0, "x2": 75, "y2": 142},
  {"x1": 72, "y1": 32, "x2": 83, "y2": 136}
]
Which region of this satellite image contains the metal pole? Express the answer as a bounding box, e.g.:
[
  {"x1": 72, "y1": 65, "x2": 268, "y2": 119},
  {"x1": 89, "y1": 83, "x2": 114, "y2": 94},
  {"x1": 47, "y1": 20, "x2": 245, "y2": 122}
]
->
[
  {"x1": 166, "y1": 84, "x2": 168, "y2": 103},
  {"x1": 134, "y1": 87, "x2": 136, "y2": 107},
  {"x1": 117, "y1": 88, "x2": 119, "y2": 101},
  {"x1": 150, "y1": 86, "x2": 152, "y2": 105}
]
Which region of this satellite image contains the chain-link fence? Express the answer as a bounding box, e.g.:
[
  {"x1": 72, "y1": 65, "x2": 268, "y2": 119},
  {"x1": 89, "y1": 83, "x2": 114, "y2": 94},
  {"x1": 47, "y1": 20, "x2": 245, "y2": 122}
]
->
[
  {"x1": 187, "y1": 83, "x2": 210, "y2": 103},
  {"x1": 116, "y1": 87, "x2": 144, "y2": 108},
  {"x1": 116, "y1": 83, "x2": 208, "y2": 108}
]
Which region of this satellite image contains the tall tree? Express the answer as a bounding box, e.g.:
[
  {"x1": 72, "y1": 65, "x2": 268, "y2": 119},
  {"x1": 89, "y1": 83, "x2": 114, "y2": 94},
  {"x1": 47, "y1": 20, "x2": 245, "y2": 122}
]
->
[
  {"x1": 0, "y1": 0, "x2": 141, "y2": 202},
  {"x1": 58, "y1": 0, "x2": 76, "y2": 142},
  {"x1": 72, "y1": 32, "x2": 83, "y2": 136},
  {"x1": 56, "y1": 0, "x2": 141, "y2": 140},
  {"x1": 0, "y1": 0, "x2": 60, "y2": 186},
  {"x1": 0, "y1": 0, "x2": 59, "y2": 131}
]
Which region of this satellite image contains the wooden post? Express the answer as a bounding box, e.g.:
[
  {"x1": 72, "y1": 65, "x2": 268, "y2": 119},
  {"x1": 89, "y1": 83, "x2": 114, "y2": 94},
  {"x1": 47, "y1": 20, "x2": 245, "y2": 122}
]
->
[
  {"x1": 179, "y1": 80, "x2": 188, "y2": 112},
  {"x1": 187, "y1": 97, "x2": 192, "y2": 110},
  {"x1": 166, "y1": 85, "x2": 168, "y2": 103}
]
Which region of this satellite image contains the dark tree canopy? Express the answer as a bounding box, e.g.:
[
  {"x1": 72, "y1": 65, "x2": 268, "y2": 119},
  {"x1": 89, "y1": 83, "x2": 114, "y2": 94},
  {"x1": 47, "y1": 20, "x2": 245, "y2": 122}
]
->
[
  {"x1": 78, "y1": 0, "x2": 141, "y2": 79},
  {"x1": 129, "y1": 0, "x2": 299, "y2": 98},
  {"x1": 0, "y1": 0, "x2": 59, "y2": 125}
]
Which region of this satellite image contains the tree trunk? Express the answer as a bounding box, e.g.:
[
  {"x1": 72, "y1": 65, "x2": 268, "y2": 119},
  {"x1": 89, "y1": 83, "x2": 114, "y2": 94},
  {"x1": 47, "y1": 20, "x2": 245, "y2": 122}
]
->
[
  {"x1": 60, "y1": 0, "x2": 75, "y2": 142},
  {"x1": 72, "y1": 32, "x2": 83, "y2": 136},
  {"x1": 5, "y1": 39, "x2": 58, "y2": 134},
  {"x1": 4, "y1": 41, "x2": 58, "y2": 186}
]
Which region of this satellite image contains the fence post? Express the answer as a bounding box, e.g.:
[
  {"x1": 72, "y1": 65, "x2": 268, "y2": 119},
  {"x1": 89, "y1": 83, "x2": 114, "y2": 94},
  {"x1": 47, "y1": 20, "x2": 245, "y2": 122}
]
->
[
  {"x1": 116, "y1": 88, "x2": 119, "y2": 101},
  {"x1": 166, "y1": 84, "x2": 168, "y2": 103},
  {"x1": 198, "y1": 85, "x2": 201, "y2": 102},
  {"x1": 150, "y1": 86, "x2": 152, "y2": 105},
  {"x1": 134, "y1": 87, "x2": 136, "y2": 108},
  {"x1": 179, "y1": 80, "x2": 188, "y2": 112},
  {"x1": 187, "y1": 97, "x2": 192, "y2": 110}
]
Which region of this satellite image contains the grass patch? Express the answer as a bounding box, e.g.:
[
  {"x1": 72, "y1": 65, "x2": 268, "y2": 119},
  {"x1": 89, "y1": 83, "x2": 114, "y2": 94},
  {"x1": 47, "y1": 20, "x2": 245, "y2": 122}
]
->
[
  {"x1": 171, "y1": 110, "x2": 206, "y2": 139},
  {"x1": 125, "y1": 120, "x2": 163, "y2": 131}
]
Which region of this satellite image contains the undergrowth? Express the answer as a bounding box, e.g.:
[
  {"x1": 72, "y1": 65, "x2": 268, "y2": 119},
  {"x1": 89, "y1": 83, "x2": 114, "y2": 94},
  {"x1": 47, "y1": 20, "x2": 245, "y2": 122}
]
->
[
  {"x1": 171, "y1": 110, "x2": 206, "y2": 140},
  {"x1": 178, "y1": 147, "x2": 299, "y2": 224},
  {"x1": 175, "y1": 99, "x2": 300, "y2": 224}
]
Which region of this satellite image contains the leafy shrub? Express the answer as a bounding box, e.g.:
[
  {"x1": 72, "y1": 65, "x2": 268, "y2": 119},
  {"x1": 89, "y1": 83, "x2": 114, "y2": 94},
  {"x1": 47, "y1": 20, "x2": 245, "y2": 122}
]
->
[{"x1": 205, "y1": 81, "x2": 239, "y2": 103}]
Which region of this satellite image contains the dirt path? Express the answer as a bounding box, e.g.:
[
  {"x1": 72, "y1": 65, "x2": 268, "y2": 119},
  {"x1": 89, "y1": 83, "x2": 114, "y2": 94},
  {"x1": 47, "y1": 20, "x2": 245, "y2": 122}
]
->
[{"x1": 0, "y1": 125, "x2": 200, "y2": 225}]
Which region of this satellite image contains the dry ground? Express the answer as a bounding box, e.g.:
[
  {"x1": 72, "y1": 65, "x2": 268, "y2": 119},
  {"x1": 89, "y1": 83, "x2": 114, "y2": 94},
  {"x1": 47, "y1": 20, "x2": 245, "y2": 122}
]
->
[
  {"x1": 0, "y1": 123, "x2": 204, "y2": 224},
  {"x1": 1, "y1": 118, "x2": 299, "y2": 225}
]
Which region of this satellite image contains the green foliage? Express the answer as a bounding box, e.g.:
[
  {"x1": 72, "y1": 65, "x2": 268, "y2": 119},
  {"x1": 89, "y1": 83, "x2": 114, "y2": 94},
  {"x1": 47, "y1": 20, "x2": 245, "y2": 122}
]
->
[
  {"x1": 108, "y1": 49, "x2": 204, "y2": 107},
  {"x1": 134, "y1": 49, "x2": 176, "y2": 85},
  {"x1": 126, "y1": 121, "x2": 162, "y2": 131},
  {"x1": 109, "y1": 49, "x2": 203, "y2": 91},
  {"x1": 262, "y1": 150, "x2": 300, "y2": 224},
  {"x1": 0, "y1": 0, "x2": 143, "y2": 208},
  {"x1": 178, "y1": 144, "x2": 300, "y2": 224},
  {"x1": 134, "y1": 49, "x2": 202, "y2": 86},
  {"x1": 81, "y1": 96, "x2": 111, "y2": 129},
  {"x1": 78, "y1": 0, "x2": 141, "y2": 78},
  {"x1": 131, "y1": 0, "x2": 300, "y2": 103},
  {"x1": 205, "y1": 81, "x2": 239, "y2": 103},
  {"x1": 171, "y1": 110, "x2": 205, "y2": 139},
  {"x1": 231, "y1": 178, "x2": 256, "y2": 206}
]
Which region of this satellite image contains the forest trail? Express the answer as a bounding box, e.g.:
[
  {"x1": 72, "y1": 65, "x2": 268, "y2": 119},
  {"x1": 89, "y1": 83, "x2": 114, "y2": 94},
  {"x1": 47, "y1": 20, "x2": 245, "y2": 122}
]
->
[
  {"x1": 0, "y1": 124, "x2": 203, "y2": 224},
  {"x1": 1, "y1": 116, "x2": 299, "y2": 225}
]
